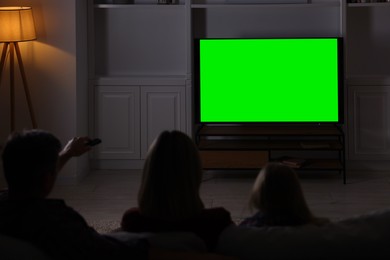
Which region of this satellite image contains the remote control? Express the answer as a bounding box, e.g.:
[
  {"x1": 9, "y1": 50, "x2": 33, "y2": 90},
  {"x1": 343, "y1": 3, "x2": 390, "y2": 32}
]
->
[{"x1": 86, "y1": 138, "x2": 102, "y2": 146}]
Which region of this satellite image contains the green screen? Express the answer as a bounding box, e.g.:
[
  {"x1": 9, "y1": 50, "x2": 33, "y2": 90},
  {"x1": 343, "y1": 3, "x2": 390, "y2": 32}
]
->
[{"x1": 198, "y1": 38, "x2": 340, "y2": 123}]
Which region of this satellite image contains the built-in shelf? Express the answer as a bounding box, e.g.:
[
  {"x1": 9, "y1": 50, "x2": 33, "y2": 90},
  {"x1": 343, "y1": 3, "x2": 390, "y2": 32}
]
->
[
  {"x1": 347, "y1": 2, "x2": 390, "y2": 8},
  {"x1": 196, "y1": 125, "x2": 346, "y2": 183},
  {"x1": 346, "y1": 76, "x2": 390, "y2": 85},
  {"x1": 89, "y1": 0, "x2": 390, "y2": 172},
  {"x1": 95, "y1": 4, "x2": 185, "y2": 8},
  {"x1": 94, "y1": 75, "x2": 188, "y2": 85},
  {"x1": 198, "y1": 139, "x2": 343, "y2": 151},
  {"x1": 191, "y1": 2, "x2": 339, "y2": 9}
]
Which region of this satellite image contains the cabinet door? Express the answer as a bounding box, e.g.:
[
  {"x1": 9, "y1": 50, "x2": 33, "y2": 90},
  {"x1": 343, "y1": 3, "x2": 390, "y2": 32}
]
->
[
  {"x1": 140, "y1": 86, "x2": 186, "y2": 158},
  {"x1": 95, "y1": 86, "x2": 140, "y2": 159},
  {"x1": 348, "y1": 85, "x2": 390, "y2": 160}
]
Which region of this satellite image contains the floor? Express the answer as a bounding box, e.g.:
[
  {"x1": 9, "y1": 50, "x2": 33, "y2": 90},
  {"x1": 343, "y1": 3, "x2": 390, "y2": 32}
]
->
[{"x1": 49, "y1": 169, "x2": 390, "y2": 233}]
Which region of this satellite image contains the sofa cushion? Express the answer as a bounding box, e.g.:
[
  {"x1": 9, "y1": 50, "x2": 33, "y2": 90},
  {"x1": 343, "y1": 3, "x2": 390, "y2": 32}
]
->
[
  {"x1": 106, "y1": 231, "x2": 208, "y2": 252},
  {"x1": 215, "y1": 209, "x2": 390, "y2": 260},
  {"x1": 0, "y1": 233, "x2": 51, "y2": 260}
]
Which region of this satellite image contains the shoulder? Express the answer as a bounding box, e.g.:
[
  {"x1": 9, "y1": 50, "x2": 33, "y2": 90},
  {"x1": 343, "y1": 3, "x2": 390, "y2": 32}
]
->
[
  {"x1": 203, "y1": 207, "x2": 231, "y2": 216},
  {"x1": 0, "y1": 198, "x2": 70, "y2": 213},
  {"x1": 239, "y1": 211, "x2": 266, "y2": 227},
  {"x1": 122, "y1": 207, "x2": 141, "y2": 218},
  {"x1": 0, "y1": 189, "x2": 9, "y2": 201},
  {"x1": 201, "y1": 207, "x2": 233, "y2": 224},
  {"x1": 312, "y1": 216, "x2": 331, "y2": 226},
  {"x1": 121, "y1": 207, "x2": 143, "y2": 231},
  {"x1": 42, "y1": 199, "x2": 81, "y2": 215},
  {"x1": 40, "y1": 199, "x2": 91, "y2": 227},
  {"x1": 42, "y1": 198, "x2": 68, "y2": 207}
]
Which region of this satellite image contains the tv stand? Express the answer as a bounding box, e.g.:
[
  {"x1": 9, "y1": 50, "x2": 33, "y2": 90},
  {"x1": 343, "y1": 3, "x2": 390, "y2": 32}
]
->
[{"x1": 195, "y1": 124, "x2": 346, "y2": 184}]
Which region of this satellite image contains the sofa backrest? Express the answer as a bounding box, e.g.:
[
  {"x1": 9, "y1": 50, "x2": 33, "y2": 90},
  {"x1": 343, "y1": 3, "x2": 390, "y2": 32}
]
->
[
  {"x1": 0, "y1": 233, "x2": 51, "y2": 260},
  {"x1": 215, "y1": 208, "x2": 390, "y2": 260}
]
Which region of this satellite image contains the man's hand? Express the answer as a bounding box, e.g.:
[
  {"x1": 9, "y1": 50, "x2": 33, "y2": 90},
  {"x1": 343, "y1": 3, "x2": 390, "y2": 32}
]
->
[
  {"x1": 60, "y1": 137, "x2": 91, "y2": 158},
  {"x1": 57, "y1": 136, "x2": 92, "y2": 173}
]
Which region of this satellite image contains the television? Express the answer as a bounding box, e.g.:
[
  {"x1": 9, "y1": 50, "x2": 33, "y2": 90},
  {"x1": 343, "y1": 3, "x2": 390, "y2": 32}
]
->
[{"x1": 194, "y1": 38, "x2": 344, "y2": 124}]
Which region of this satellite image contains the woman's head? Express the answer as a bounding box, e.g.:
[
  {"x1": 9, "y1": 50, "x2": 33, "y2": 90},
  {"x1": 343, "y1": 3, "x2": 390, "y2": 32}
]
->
[
  {"x1": 138, "y1": 130, "x2": 204, "y2": 220},
  {"x1": 249, "y1": 162, "x2": 313, "y2": 225}
]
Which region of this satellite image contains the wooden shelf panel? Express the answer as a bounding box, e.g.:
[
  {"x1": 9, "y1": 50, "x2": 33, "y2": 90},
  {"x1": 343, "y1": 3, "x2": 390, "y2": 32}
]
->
[
  {"x1": 196, "y1": 125, "x2": 345, "y2": 182},
  {"x1": 201, "y1": 156, "x2": 343, "y2": 170},
  {"x1": 348, "y1": 2, "x2": 390, "y2": 8},
  {"x1": 290, "y1": 159, "x2": 343, "y2": 170},
  {"x1": 95, "y1": 4, "x2": 185, "y2": 8},
  {"x1": 191, "y1": 2, "x2": 339, "y2": 9},
  {"x1": 198, "y1": 125, "x2": 343, "y2": 137},
  {"x1": 200, "y1": 150, "x2": 268, "y2": 169},
  {"x1": 198, "y1": 139, "x2": 343, "y2": 150}
]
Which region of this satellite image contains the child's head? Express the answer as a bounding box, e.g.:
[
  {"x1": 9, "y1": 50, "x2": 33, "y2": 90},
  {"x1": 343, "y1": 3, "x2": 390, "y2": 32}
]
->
[
  {"x1": 249, "y1": 162, "x2": 312, "y2": 223},
  {"x1": 2, "y1": 129, "x2": 62, "y2": 198},
  {"x1": 138, "y1": 130, "x2": 204, "y2": 220}
]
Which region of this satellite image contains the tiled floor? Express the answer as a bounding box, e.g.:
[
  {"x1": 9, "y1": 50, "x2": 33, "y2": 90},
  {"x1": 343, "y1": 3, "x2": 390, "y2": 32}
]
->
[{"x1": 49, "y1": 169, "x2": 390, "y2": 232}]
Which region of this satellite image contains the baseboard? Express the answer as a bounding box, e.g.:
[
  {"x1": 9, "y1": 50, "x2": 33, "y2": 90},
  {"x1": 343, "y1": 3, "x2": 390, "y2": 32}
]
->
[
  {"x1": 346, "y1": 160, "x2": 390, "y2": 172},
  {"x1": 91, "y1": 159, "x2": 144, "y2": 170}
]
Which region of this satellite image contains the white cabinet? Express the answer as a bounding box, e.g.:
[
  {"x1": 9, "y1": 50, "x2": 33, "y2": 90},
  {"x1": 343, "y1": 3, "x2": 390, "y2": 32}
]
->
[
  {"x1": 89, "y1": 1, "x2": 190, "y2": 168},
  {"x1": 95, "y1": 86, "x2": 140, "y2": 160},
  {"x1": 345, "y1": 3, "x2": 390, "y2": 164},
  {"x1": 140, "y1": 86, "x2": 186, "y2": 158},
  {"x1": 95, "y1": 84, "x2": 186, "y2": 167},
  {"x1": 347, "y1": 84, "x2": 390, "y2": 161}
]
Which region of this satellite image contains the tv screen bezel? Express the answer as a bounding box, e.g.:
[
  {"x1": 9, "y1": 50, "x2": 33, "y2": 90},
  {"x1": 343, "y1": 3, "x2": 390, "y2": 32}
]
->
[{"x1": 194, "y1": 37, "x2": 344, "y2": 125}]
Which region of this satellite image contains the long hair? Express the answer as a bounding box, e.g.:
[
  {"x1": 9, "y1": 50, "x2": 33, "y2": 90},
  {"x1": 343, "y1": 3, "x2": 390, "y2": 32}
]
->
[
  {"x1": 249, "y1": 162, "x2": 316, "y2": 226},
  {"x1": 138, "y1": 130, "x2": 204, "y2": 221}
]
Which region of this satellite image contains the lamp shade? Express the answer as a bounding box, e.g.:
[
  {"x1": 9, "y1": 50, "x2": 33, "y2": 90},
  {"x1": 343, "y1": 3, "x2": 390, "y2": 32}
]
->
[{"x1": 0, "y1": 6, "x2": 36, "y2": 42}]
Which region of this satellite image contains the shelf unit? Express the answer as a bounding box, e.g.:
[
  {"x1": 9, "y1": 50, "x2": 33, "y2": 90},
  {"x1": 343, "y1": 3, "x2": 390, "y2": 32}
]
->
[
  {"x1": 95, "y1": 4, "x2": 185, "y2": 7},
  {"x1": 347, "y1": 2, "x2": 390, "y2": 8},
  {"x1": 190, "y1": 0, "x2": 345, "y2": 180},
  {"x1": 89, "y1": 0, "x2": 190, "y2": 169},
  {"x1": 191, "y1": 2, "x2": 339, "y2": 8},
  {"x1": 88, "y1": 0, "x2": 390, "y2": 171},
  {"x1": 196, "y1": 124, "x2": 346, "y2": 183},
  {"x1": 344, "y1": 1, "x2": 390, "y2": 163}
]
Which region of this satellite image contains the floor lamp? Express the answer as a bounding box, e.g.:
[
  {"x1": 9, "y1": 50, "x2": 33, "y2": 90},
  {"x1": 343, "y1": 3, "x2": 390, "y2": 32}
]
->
[{"x1": 0, "y1": 6, "x2": 37, "y2": 132}]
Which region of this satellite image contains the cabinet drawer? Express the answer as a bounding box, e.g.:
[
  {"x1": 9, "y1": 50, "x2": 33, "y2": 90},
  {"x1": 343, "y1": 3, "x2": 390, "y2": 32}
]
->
[{"x1": 199, "y1": 150, "x2": 268, "y2": 169}]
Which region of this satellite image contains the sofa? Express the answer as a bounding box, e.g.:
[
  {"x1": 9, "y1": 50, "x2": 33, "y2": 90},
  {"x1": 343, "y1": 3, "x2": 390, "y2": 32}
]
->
[
  {"x1": 2, "y1": 208, "x2": 390, "y2": 259},
  {"x1": 0, "y1": 233, "x2": 51, "y2": 260},
  {"x1": 111, "y1": 208, "x2": 390, "y2": 260}
]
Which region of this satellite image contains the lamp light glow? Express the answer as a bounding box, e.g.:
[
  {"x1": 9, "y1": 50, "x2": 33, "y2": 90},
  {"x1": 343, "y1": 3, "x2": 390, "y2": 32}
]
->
[
  {"x1": 0, "y1": 6, "x2": 36, "y2": 43},
  {"x1": 0, "y1": 6, "x2": 37, "y2": 131}
]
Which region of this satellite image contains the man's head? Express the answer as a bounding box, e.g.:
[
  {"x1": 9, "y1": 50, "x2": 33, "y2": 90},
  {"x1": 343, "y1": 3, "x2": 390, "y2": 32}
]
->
[{"x1": 2, "y1": 129, "x2": 62, "y2": 198}]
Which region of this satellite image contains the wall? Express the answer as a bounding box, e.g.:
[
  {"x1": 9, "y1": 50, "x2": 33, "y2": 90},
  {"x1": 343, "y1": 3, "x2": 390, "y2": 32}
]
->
[{"x1": 0, "y1": 0, "x2": 88, "y2": 185}]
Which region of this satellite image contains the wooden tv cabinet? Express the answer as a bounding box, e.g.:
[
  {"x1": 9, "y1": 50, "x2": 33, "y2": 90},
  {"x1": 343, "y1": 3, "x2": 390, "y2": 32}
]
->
[{"x1": 195, "y1": 124, "x2": 346, "y2": 183}]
